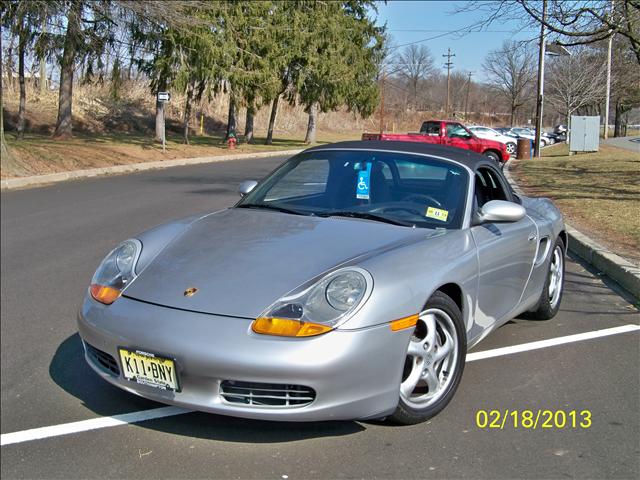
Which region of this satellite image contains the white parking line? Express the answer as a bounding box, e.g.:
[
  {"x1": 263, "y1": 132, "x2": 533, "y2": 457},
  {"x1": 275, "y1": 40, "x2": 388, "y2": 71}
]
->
[
  {"x1": 0, "y1": 406, "x2": 190, "y2": 447},
  {"x1": 1, "y1": 324, "x2": 638, "y2": 447},
  {"x1": 466, "y1": 324, "x2": 640, "y2": 362}
]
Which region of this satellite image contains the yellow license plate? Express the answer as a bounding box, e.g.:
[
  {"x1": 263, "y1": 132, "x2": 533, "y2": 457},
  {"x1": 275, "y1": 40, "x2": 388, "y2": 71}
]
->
[{"x1": 118, "y1": 348, "x2": 179, "y2": 391}]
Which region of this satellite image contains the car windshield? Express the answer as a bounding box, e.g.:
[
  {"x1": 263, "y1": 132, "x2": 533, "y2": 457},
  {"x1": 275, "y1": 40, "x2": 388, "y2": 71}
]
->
[{"x1": 237, "y1": 150, "x2": 469, "y2": 229}]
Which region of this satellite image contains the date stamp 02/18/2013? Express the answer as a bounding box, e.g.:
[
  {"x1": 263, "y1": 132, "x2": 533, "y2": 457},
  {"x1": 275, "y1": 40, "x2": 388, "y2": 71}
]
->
[{"x1": 476, "y1": 409, "x2": 592, "y2": 430}]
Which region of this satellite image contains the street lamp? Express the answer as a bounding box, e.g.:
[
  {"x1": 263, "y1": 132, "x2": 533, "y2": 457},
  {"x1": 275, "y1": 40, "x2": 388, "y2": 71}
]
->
[{"x1": 533, "y1": 1, "x2": 571, "y2": 157}]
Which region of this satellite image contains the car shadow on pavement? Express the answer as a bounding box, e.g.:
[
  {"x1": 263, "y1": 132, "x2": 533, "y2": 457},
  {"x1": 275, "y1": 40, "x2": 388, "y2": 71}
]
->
[{"x1": 50, "y1": 334, "x2": 366, "y2": 443}]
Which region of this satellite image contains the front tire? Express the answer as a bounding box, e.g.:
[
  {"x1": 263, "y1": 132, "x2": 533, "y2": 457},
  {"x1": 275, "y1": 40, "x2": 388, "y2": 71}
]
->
[
  {"x1": 390, "y1": 291, "x2": 466, "y2": 425},
  {"x1": 524, "y1": 237, "x2": 565, "y2": 320}
]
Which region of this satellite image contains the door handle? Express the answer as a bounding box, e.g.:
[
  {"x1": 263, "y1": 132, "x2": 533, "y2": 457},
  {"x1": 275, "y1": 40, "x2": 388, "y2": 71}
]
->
[{"x1": 528, "y1": 232, "x2": 537, "y2": 242}]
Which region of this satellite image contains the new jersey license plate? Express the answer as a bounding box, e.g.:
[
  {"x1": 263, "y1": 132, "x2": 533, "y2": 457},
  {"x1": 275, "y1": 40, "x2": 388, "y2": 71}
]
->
[{"x1": 118, "y1": 348, "x2": 179, "y2": 391}]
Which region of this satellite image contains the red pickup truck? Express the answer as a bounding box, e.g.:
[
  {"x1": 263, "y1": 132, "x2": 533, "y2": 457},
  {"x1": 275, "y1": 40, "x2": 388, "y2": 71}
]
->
[{"x1": 362, "y1": 120, "x2": 510, "y2": 164}]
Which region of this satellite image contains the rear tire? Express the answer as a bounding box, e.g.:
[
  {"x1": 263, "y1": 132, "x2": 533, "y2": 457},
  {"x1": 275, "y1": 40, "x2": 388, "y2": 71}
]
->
[
  {"x1": 523, "y1": 237, "x2": 565, "y2": 320},
  {"x1": 390, "y1": 291, "x2": 466, "y2": 425},
  {"x1": 505, "y1": 142, "x2": 516, "y2": 155}
]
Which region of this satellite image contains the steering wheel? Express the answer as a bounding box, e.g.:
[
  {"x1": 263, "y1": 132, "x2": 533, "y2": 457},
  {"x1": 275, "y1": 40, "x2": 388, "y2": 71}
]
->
[{"x1": 403, "y1": 194, "x2": 442, "y2": 207}]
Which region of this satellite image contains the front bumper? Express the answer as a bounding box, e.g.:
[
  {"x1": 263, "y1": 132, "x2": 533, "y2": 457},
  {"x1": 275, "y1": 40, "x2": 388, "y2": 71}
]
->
[{"x1": 77, "y1": 295, "x2": 412, "y2": 421}]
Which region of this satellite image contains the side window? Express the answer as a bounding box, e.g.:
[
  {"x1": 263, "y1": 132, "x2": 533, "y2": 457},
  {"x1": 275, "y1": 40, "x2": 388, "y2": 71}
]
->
[
  {"x1": 420, "y1": 121, "x2": 441, "y2": 136},
  {"x1": 446, "y1": 123, "x2": 472, "y2": 139},
  {"x1": 474, "y1": 167, "x2": 508, "y2": 208},
  {"x1": 396, "y1": 160, "x2": 449, "y2": 181},
  {"x1": 265, "y1": 159, "x2": 329, "y2": 201}
]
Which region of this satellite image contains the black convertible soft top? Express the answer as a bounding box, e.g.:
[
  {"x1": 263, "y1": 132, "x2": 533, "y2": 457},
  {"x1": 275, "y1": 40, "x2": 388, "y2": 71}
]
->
[{"x1": 307, "y1": 140, "x2": 494, "y2": 171}]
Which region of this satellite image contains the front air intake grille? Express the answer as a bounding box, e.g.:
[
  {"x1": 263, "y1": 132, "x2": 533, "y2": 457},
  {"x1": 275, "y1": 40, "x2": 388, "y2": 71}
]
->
[
  {"x1": 85, "y1": 343, "x2": 120, "y2": 377},
  {"x1": 220, "y1": 381, "x2": 316, "y2": 407}
]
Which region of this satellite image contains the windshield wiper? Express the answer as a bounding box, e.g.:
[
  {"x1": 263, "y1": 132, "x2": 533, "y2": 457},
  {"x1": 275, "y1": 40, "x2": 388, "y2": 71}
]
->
[
  {"x1": 236, "y1": 203, "x2": 307, "y2": 216},
  {"x1": 317, "y1": 211, "x2": 414, "y2": 227}
]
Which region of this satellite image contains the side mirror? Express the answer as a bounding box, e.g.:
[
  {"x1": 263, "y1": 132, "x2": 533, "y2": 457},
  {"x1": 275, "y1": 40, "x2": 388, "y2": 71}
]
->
[
  {"x1": 238, "y1": 180, "x2": 258, "y2": 197},
  {"x1": 473, "y1": 200, "x2": 526, "y2": 225}
]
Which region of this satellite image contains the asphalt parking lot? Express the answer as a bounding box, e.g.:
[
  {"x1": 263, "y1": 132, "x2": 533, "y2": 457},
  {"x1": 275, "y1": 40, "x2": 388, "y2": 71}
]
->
[{"x1": 1, "y1": 156, "x2": 639, "y2": 479}]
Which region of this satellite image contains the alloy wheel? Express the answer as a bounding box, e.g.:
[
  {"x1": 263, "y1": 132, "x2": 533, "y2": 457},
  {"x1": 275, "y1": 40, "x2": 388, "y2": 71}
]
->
[
  {"x1": 548, "y1": 245, "x2": 564, "y2": 309},
  {"x1": 400, "y1": 308, "x2": 459, "y2": 409}
]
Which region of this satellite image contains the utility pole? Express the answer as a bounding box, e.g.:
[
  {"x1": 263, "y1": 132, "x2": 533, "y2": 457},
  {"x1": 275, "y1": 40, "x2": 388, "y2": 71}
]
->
[
  {"x1": 443, "y1": 48, "x2": 455, "y2": 118},
  {"x1": 603, "y1": 0, "x2": 615, "y2": 139},
  {"x1": 464, "y1": 72, "x2": 473, "y2": 120},
  {"x1": 534, "y1": 0, "x2": 547, "y2": 158},
  {"x1": 379, "y1": 68, "x2": 385, "y2": 133}
]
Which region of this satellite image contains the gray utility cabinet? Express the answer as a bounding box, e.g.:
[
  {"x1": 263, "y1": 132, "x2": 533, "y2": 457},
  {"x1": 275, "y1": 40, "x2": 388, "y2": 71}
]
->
[{"x1": 570, "y1": 116, "x2": 600, "y2": 152}]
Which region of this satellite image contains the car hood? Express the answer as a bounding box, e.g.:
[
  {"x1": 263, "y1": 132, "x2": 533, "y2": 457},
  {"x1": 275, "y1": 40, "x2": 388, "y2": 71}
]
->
[{"x1": 124, "y1": 208, "x2": 433, "y2": 318}]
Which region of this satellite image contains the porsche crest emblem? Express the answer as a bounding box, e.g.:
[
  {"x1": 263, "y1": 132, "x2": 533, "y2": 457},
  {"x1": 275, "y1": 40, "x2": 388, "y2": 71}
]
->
[{"x1": 183, "y1": 287, "x2": 199, "y2": 297}]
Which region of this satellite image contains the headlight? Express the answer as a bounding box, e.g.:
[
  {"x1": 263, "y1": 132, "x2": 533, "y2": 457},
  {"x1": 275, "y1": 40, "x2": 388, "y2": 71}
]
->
[
  {"x1": 89, "y1": 239, "x2": 142, "y2": 305},
  {"x1": 252, "y1": 268, "x2": 372, "y2": 337}
]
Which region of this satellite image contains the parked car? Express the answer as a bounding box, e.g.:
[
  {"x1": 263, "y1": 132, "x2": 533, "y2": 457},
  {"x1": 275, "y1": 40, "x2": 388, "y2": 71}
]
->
[
  {"x1": 554, "y1": 124, "x2": 568, "y2": 134},
  {"x1": 467, "y1": 125, "x2": 517, "y2": 155},
  {"x1": 79, "y1": 141, "x2": 566, "y2": 425},
  {"x1": 494, "y1": 127, "x2": 519, "y2": 139},
  {"x1": 546, "y1": 131, "x2": 567, "y2": 143},
  {"x1": 509, "y1": 128, "x2": 550, "y2": 147},
  {"x1": 362, "y1": 120, "x2": 510, "y2": 165}
]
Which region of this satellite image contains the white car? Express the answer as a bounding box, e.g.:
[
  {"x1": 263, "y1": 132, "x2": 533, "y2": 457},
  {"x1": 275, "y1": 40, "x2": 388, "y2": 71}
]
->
[{"x1": 468, "y1": 126, "x2": 517, "y2": 155}]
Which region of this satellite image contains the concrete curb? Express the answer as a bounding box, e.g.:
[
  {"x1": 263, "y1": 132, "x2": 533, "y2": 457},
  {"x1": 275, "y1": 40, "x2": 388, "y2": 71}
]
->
[
  {"x1": 504, "y1": 159, "x2": 640, "y2": 301},
  {"x1": 1, "y1": 149, "x2": 304, "y2": 191}
]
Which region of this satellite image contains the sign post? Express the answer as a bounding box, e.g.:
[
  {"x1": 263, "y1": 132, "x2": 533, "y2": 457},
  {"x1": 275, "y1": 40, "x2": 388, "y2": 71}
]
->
[{"x1": 157, "y1": 92, "x2": 170, "y2": 153}]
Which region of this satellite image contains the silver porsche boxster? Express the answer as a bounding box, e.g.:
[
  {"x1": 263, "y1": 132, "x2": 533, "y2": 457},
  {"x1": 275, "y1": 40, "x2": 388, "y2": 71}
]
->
[{"x1": 78, "y1": 141, "x2": 566, "y2": 425}]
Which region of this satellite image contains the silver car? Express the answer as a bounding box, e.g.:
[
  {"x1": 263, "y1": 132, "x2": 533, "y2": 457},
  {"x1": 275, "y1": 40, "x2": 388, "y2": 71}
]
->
[{"x1": 78, "y1": 141, "x2": 566, "y2": 425}]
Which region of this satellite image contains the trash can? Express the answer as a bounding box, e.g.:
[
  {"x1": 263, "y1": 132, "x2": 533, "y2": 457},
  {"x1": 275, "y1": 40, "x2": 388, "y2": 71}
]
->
[{"x1": 516, "y1": 138, "x2": 531, "y2": 159}]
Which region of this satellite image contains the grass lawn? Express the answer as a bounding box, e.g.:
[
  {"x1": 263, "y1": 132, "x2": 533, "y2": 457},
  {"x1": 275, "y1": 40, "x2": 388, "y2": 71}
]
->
[
  {"x1": 1, "y1": 130, "x2": 361, "y2": 179},
  {"x1": 511, "y1": 143, "x2": 640, "y2": 264}
]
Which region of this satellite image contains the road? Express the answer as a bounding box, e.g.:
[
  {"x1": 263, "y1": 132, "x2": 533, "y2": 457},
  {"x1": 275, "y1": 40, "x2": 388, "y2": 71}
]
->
[
  {"x1": 1, "y1": 156, "x2": 639, "y2": 479},
  {"x1": 603, "y1": 135, "x2": 640, "y2": 152}
]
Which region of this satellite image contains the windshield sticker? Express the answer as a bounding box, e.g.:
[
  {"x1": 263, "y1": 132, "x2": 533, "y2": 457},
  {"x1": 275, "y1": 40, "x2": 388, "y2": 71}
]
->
[
  {"x1": 426, "y1": 207, "x2": 449, "y2": 222},
  {"x1": 356, "y1": 163, "x2": 372, "y2": 200}
]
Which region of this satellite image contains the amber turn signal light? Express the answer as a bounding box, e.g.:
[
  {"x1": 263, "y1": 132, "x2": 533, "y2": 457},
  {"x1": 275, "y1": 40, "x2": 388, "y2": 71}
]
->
[
  {"x1": 252, "y1": 317, "x2": 333, "y2": 337},
  {"x1": 90, "y1": 284, "x2": 122, "y2": 305},
  {"x1": 390, "y1": 314, "x2": 419, "y2": 331}
]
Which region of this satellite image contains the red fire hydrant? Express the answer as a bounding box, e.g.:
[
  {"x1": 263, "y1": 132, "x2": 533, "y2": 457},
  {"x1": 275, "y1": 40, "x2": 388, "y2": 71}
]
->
[{"x1": 227, "y1": 133, "x2": 237, "y2": 150}]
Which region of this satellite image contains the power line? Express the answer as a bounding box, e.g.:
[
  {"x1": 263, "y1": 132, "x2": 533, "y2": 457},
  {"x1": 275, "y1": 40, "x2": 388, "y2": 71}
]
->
[{"x1": 387, "y1": 28, "x2": 536, "y2": 33}]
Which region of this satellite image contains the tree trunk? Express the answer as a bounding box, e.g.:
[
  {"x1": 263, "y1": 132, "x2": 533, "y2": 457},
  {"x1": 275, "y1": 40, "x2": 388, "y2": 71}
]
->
[
  {"x1": 155, "y1": 77, "x2": 167, "y2": 142},
  {"x1": 155, "y1": 100, "x2": 165, "y2": 142},
  {"x1": 510, "y1": 103, "x2": 516, "y2": 126},
  {"x1": 5, "y1": 36, "x2": 14, "y2": 92},
  {"x1": 183, "y1": 80, "x2": 194, "y2": 145},
  {"x1": 304, "y1": 102, "x2": 318, "y2": 144},
  {"x1": 614, "y1": 100, "x2": 623, "y2": 137},
  {"x1": 265, "y1": 95, "x2": 279, "y2": 145},
  {"x1": 53, "y1": 3, "x2": 80, "y2": 139},
  {"x1": 226, "y1": 96, "x2": 237, "y2": 140},
  {"x1": 39, "y1": 58, "x2": 47, "y2": 96},
  {"x1": 244, "y1": 103, "x2": 255, "y2": 144},
  {"x1": 17, "y1": 27, "x2": 26, "y2": 139},
  {"x1": 39, "y1": 20, "x2": 47, "y2": 96}
]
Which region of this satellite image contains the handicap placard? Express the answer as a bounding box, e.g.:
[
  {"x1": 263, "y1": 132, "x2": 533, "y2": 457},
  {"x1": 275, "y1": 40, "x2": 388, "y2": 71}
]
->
[{"x1": 356, "y1": 163, "x2": 372, "y2": 200}]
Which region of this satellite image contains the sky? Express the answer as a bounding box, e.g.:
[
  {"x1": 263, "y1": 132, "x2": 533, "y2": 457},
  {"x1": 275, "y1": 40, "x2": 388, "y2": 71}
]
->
[{"x1": 373, "y1": 1, "x2": 539, "y2": 82}]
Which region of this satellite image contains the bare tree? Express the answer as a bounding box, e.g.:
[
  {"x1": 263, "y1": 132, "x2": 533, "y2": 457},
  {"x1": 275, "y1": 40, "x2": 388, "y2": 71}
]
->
[
  {"x1": 546, "y1": 47, "x2": 607, "y2": 135},
  {"x1": 456, "y1": 1, "x2": 640, "y2": 64},
  {"x1": 483, "y1": 40, "x2": 536, "y2": 125},
  {"x1": 397, "y1": 44, "x2": 434, "y2": 109}
]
